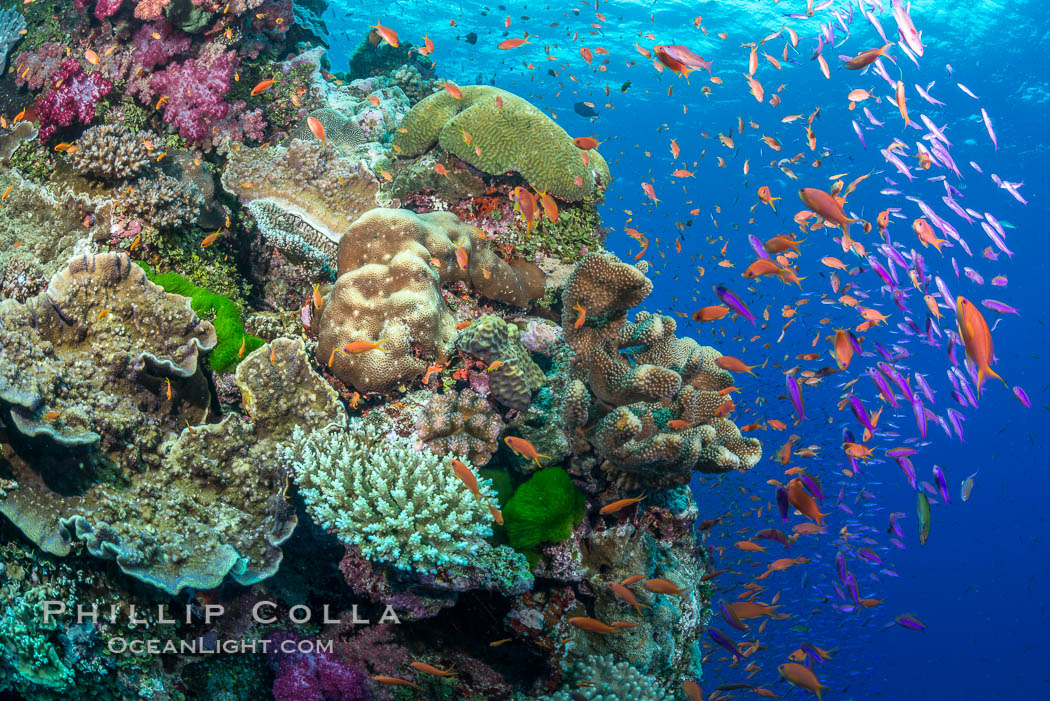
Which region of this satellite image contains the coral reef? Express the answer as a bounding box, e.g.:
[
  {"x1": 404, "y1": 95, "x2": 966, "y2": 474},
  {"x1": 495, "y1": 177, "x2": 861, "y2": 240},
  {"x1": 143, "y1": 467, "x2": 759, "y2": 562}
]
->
[
  {"x1": 34, "y1": 59, "x2": 113, "y2": 142},
  {"x1": 543, "y1": 654, "x2": 671, "y2": 700},
  {"x1": 119, "y1": 173, "x2": 203, "y2": 230},
  {"x1": 316, "y1": 208, "x2": 545, "y2": 393},
  {"x1": 503, "y1": 467, "x2": 587, "y2": 562},
  {"x1": 393, "y1": 85, "x2": 611, "y2": 201}
]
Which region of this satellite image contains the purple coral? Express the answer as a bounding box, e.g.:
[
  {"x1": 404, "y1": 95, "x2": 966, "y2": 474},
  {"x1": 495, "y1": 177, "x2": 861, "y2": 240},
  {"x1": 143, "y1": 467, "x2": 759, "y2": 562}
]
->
[
  {"x1": 149, "y1": 48, "x2": 237, "y2": 142},
  {"x1": 268, "y1": 631, "x2": 370, "y2": 701},
  {"x1": 74, "y1": 0, "x2": 123, "y2": 20},
  {"x1": 35, "y1": 59, "x2": 113, "y2": 142}
]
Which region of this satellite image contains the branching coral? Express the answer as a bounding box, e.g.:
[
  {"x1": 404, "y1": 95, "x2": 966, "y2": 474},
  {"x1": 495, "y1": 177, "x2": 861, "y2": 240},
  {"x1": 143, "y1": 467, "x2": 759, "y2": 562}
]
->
[
  {"x1": 68, "y1": 124, "x2": 153, "y2": 180},
  {"x1": 316, "y1": 208, "x2": 544, "y2": 393},
  {"x1": 287, "y1": 420, "x2": 502, "y2": 575},
  {"x1": 415, "y1": 389, "x2": 504, "y2": 466},
  {"x1": 393, "y1": 85, "x2": 611, "y2": 201},
  {"x1": 119, "y1": 173, "x2": 203, "y2": 230}
]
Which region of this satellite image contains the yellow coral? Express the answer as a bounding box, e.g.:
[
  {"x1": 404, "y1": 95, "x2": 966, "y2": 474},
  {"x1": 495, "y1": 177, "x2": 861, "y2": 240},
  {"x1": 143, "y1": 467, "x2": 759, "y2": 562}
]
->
[{"x1": 393, "y1": 85, "x2": 611, "y2": 201}]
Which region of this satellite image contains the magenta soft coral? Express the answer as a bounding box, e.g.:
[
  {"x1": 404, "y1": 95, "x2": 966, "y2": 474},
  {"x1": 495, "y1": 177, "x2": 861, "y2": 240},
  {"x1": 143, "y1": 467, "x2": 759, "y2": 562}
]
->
[
  {"x1": 267, "y1": 631, "x2": 370, "y2": 701},
  {"x1": 149, "y1": 48, "x2": 238, "y2": 142},
  {"x1": 132, "y1": 18, "x2": 190, "y2": 69},
  {"x1": 35, "y1": 59, "x2": 113, "y2": 142},
  {"x1": 74, "y1": 0, "x2": 123, "y2": 20}
]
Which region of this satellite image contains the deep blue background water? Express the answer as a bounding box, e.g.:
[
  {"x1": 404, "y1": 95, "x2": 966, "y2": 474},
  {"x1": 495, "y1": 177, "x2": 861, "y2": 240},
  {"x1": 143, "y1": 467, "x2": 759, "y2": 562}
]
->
[{"x1": 326, "y1": 1, "x2": 1050, "y2": 697}]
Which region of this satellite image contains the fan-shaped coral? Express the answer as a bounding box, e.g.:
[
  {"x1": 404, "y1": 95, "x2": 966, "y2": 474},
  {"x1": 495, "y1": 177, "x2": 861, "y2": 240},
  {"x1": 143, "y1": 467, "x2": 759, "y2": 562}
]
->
[{"x1": 392, "y1": 85, "x2": 611, "y2": 201}]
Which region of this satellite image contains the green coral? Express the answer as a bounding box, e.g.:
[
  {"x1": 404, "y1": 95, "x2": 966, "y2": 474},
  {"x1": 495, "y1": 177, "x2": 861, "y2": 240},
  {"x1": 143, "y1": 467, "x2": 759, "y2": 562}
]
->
[
  {"x1": 392, "y1": 85, "x2": 611, "y2": 201},
  {"x1": 519, "y1": 200, "x2": 606, "y2": 262},
  {"x1": 139, "y1": 262, "x2": 263, "y2": 372},
  {"x1": 287, "y1": 420, "x2": 503, "y2": 575},
  {"x1": 503, "y1": 467, "x2": 586, "y2": 561},
  {"x1": 8, "y1": 139, "x2": 54, "y2": 185}
]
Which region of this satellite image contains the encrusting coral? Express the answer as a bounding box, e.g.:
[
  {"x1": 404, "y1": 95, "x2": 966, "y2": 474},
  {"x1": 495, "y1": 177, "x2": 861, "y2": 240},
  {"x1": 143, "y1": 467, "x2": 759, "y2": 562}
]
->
[
  {"x1": 415, "y1": 388, "x2": 505, "y2": 466},
  {"x1": 316, "y1": 208, "x2": 545, "y2": 393},
  {"x1": 393, "y1": 85, "x2": 611, "y2": 201}
]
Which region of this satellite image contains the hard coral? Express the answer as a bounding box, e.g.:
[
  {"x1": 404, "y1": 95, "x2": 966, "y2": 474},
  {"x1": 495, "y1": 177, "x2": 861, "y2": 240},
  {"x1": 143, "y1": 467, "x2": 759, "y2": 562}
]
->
[
  {"x1": 68, "y1": 123, "x2": 153, "y2": 180},
  {"x1": 415, "y1": 388, "x2": 504, "y2": 466},
  {"x1": 457, "y1": 315, "x2": 546, "y2": 412},
  {"x1": 316, "y1": 208, "x2": 544, "y2": 394},
  {"x1": 35, "y1": 59, "x2": 113, "y2": 142},
  {"x1": 287, "y1": 420, "x2": 500, "y2": 574},
  {"x1": 120, "y1": 173, "x2": 203, "y2": 230},
  {"x1": 393, "y1": 85, "x2": 611, "y2": 201}
]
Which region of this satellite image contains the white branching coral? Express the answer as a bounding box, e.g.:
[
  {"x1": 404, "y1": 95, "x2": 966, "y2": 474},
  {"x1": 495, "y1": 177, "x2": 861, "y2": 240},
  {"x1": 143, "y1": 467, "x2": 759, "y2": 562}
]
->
[{"x1": 286, "y1": 420, "x2": 498, "y2": 574}]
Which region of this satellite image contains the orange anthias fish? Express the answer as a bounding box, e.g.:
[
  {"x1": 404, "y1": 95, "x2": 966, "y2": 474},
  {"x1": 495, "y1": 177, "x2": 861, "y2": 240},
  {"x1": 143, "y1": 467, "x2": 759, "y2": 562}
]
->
[
  {"x1": 498, "y1": 37, "x2": 529, "y2": 50},
  {"x1": 743, "y1": 259, "x2": 783, "y2": 280},
  {"x1": 341, "y1": 339, "x2": 388, "y2": 354},
  {"x1": 608, "y1": 581, "x2": 651, "y2": 615},
  {"x1": 895, "y1": 80, "x2": 910, "y2": 125},
  {"x1": 833, "y1": 329, "x2": 854, "y2": 369},
  {"x1": 307, "y1": 115, "x2": 325, "y2": 146},
  {"x1": 568, "y1": 617, "x2": 621, "y2": 634},
  {"x1": 788, "y1": 479, "x2": 828, "y2": 525},
  {"x1": 371, "y1": 676, "x2": 421, "y2": 691},
  {"x1": 642, "y1": 577, "x2": 686, "y2": 598},
  {"x1": 369, "y1": 19, "x2": 399, "y2": 47},
  {"x1": 956, "y1": 296, "x2": 1006, "y2": 393},
  {"x1": 409, "y1": 661, "x2": 456, "y2": 677},
  {"x1": 715, "y1": 356, "x2": 757, "y2": 375},
  {"x1": 454, "y1": 244, "x2": 469, "y2": 270},
  {"x1": 449, "y1": 458, "x2": 483, "y2": 506},
  {"x1": 505, "y1": 436, "x2": 549, "y2": 466},
  {"x1": 599, "y1": 494, "x2": 646, "y2": 514},
  {"x1": 693, "y1": 305, "x2": 729, "y2": 322},
  {"x1": 912, "y1": 218, "x2": 948, "y2": 253},
  {"x1": 572, "y1": 302, "x2": 587, "y2": 329},
  {"x1": 845, "y1": 43, "x2": 892, "y2": 69},
  {"x1": 250, "y1": 79, "x2": 275, "y2": 96},
  {"x1": 758, "y1": 185, "x2": 781, "y2": 212},
  {"x1": 779, "y1": 663, "x2": 828, "y2": 700},
  {"x1": 573, "y1": 136, "x2": 601, "y2": 150},
  {"x1": 798, "y1": 187, "x2": 856, "y2": 232}
]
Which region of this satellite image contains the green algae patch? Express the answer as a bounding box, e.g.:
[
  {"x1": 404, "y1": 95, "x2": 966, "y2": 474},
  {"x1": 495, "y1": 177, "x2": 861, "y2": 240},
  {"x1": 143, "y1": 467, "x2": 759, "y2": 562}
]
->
[
  {"x1": 137, "y1": 262, "x2": 263, "y2": 372},
  {"x1": 503, "y1": 467, "x2": 586, "y2": 565}
]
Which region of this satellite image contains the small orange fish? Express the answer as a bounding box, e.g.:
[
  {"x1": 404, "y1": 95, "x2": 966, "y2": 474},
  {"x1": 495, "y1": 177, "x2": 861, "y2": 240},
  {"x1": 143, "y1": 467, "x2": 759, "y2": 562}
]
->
[
  {"x1": 238, "y1": 335, "x2": 246, "y2": 358},
  {"x1": 369, "y1": 20, "x2": 399, "y2": 47},
  {"x1": 341, "y1": 339, "x2": 388, "y2": 354},
  {"x1": 567, "y1": 617, "x2": 621, "y2": 634},
  {"x1": 43, "y1": 411, "x2": 60, "y2": 420},
  {"x1": 409, "y1": 661, "x2": 456, "y2": 677},
  {"x1": 572, "y1": 302, "x2": 587, "y2": 329},
  {"x1": 504, "y1": 436, "x2": 549, "y2": 466},
  {"x1": 573, "y1": 136, "x2": 601, "y2": 149},
  {"x1": 956, "y1": 296, "x2": 1005, "y2": 393},
  {"x1": 715, "y1": 356, "x2": 757, "y2": 375},
  {"x1": 371, "y1": 676, "x2": 420, "y2": 691},
  {"x1": 434, "y1": 163, "x2": 449, "y2": 178},
  {"x1": 312, "y1": 284, "x2": 323, "y2": 309},
  {"x1": 642, "y1": 577, "x2": 686, "y2": 598},
  {"x1": 441, "y1": 80, "x2": 462, "y2": 99},
  {"x1": 450, "y1": 458, "x2": 483, "y2": 506},
  {"x1": 84, "y1": 48, "x2": 99, "y2": 65},
  {"x1": 307, "y1": 115, "x2": 326, "y2": 146},
  {"x1": 692, "y1": 306, "x2": 729, "y2": 322},
  {"x1": 498, "y1": 37, "x2": 529, "y2": 50},
  {"x1": 251, "y1": 79, "x2": 276, "y2": 96},
  {"x1": 165, "y1": 378, "x2": 172, "y2": 401},
  {"x1": 455, "y1": 244, "x2": 468, "y2": 270},
  {"x1": 200, "y1": 229, "x2": 222, "y2": 248},
  {"x1": 489, "y1": 638, "x2": 512, "y2": 647},
  {"x1": 599, "y1": 494, "x2": 646, "y2": 515}
]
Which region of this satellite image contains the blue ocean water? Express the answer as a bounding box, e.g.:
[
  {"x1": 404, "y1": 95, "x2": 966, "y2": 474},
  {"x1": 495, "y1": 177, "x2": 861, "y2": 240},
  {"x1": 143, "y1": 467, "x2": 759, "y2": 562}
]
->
[{"x1": 324, "y1": 0, "x2": 1050, "y2": 697}]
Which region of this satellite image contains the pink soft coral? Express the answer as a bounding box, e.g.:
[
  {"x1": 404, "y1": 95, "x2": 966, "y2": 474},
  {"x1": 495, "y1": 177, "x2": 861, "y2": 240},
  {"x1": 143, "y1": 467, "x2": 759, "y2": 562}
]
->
[
  {"x1": 35, "y1": 59, "x2": 113, "y2": 142},
  {"x1": 74, "y1": 0, "x2": 123, "y2": 20},
  {"x1": 149, "y1": 48, "x2": 238, "y2": 142},
  {"x1": 132, "y1": 18, "x2": 190, "y2": 69},
  {"x1": 134, "y1": 0, "x2": 171, "y2": 20}
]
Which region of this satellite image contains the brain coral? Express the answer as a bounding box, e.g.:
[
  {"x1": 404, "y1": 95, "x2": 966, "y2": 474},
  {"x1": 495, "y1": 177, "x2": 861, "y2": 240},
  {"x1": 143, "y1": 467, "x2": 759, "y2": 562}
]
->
[
  {"x1": 316, "y1": 208, "x2": 544, "y2": 393},
  {"x1": 392, "y1": 85, "x2": 611, "y2": 201},
  {"x1": 287, "y1": 419, "x2": 509, "y2": 575},
  {"x1": 221, "y1": 139, "x2": 380, "y2": 273}
]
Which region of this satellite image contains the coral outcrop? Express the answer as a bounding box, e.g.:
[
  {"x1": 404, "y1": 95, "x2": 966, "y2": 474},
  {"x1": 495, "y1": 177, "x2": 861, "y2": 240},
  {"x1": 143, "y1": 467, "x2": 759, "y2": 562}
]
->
[
  {"x1": 393, "y1": 85, "x2": 611, "y2": 201},
  {"x1": 457, "y1": 314, "x2": 546, "y2": 412},
  {"x1": 316, "y1": 208, "x2": 544, "y2": 393},
  {"x1": 415, "y1": 388, "x2": 504, "y2": 466}
]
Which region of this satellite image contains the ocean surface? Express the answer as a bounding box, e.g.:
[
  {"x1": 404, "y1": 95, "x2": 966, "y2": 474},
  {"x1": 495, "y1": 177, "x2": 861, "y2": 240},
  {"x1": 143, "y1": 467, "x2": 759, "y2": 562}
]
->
[{"x1": 324, "y1": 0, "x2": 1050, "y2": 697}]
